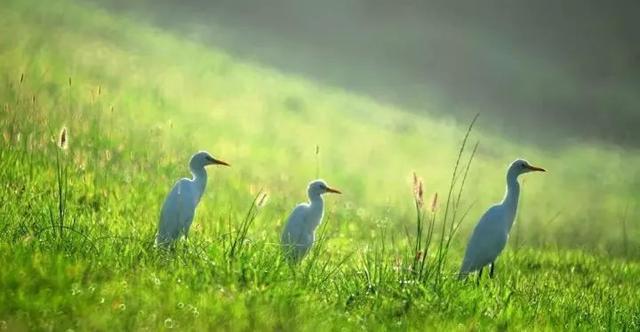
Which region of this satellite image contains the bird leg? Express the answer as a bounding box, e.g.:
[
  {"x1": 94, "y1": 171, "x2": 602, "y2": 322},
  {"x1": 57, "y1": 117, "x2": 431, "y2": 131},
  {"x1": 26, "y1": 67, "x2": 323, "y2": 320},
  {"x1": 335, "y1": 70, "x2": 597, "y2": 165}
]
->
[
  {"x1": 477, "y1": 267, "x2": 483, "y2": 285},
  {"x1": 489, "y1": 262, "x2": 495, "y2": 279}
]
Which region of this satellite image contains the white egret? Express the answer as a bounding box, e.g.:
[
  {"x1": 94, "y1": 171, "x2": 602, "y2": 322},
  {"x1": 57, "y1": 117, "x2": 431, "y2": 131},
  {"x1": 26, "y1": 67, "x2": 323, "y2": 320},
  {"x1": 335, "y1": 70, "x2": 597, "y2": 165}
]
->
[
  {"x1": 458, "y1": 159, "x2": 545, "y2": 281},
  {"x1": 156, "y1": 151, "x2": 230, "y2": 246},
  {"x1": 281, "y1": 179, "x2": 342, "y2": 264}
]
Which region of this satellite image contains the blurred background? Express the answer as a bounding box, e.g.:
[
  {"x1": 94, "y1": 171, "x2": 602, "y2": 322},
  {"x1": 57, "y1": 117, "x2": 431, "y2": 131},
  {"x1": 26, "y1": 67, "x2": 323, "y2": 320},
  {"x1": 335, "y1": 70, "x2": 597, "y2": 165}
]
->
[
  {"x1": 94, "y1": 0, "x2": 640, "y2": 147},
  {"x1": 2, "y1": 0, "x2": 639, "y2": 255}
]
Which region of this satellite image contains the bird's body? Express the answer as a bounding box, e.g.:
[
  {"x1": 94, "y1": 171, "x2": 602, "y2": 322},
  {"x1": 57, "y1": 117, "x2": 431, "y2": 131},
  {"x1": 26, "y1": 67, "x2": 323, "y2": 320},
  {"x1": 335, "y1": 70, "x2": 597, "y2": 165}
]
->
[
  {"x1": 156, "y1": 151, "x2": 229, "y2": 246},
  {"x1": 459, "y1": 205, "x2": 511, "y2": 275},
  {"x1": 157, "y1": 177, "x2": 204, "y2": 244},
  {"x1": 281, "y1": 180, "x2": 341, "y2": 264},
  {"x1": 281, "y1": 201, "x2": 323, "y2": 262},
  {"x1": 459, "y1": 159, "x2": 545, "y2": 280}
]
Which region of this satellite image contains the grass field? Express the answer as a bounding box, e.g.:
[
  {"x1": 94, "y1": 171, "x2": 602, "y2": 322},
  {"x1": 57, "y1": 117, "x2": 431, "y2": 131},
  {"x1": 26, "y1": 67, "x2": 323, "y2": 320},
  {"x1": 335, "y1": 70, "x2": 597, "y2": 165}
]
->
[{"x1": 1, "y1": 0, "x2": 640, "y2": 330}]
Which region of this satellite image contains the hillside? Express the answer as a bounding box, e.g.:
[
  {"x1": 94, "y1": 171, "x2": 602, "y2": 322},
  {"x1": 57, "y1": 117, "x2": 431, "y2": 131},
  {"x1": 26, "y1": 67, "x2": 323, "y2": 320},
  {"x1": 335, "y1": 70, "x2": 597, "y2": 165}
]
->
[{"x1": 96, "y1": 0, "x2": 640, "y2": 146}]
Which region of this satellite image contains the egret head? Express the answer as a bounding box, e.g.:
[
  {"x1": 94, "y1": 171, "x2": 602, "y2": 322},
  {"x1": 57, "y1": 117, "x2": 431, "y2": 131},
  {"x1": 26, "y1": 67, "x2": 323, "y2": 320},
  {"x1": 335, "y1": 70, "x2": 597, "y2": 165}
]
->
[
  {"x1": 307, "y1": 179, "x2": 342, "y2": 197},
  {"x1": 509, "y1": 159, "x2": 546, "y2": 177},
  {"x1": 189, "y1": 151, "x2": 230, "y2": 171}
]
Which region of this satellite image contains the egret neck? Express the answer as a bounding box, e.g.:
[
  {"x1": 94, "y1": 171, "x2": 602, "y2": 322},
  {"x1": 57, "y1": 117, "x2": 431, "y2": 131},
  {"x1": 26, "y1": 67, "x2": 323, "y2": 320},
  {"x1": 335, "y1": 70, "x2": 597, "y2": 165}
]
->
[
  {"x1": 190, "y1": 165, "x2": 208, "y2": 204},
  {"x1": 502, "y1": 167, "x2": 521, "y2": 231},
  {"x1": 307, "y1": 190, "x2": 325, "y2": 232}
]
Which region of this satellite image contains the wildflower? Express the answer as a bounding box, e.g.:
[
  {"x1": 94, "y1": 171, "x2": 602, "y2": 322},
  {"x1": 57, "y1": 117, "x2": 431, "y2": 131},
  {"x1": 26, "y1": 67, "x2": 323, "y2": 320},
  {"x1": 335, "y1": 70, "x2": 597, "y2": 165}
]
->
[{"x1": 164, "y1": 318, "x2": 174, "y2": 329}]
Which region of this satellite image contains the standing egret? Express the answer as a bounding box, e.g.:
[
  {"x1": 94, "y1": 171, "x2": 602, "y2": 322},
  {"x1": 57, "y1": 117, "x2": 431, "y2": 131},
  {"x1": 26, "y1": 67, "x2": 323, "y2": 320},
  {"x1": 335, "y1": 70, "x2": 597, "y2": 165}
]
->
[
  {"x1": 156, "y1": 151, "x2": 230, "y2": 246},
  {"x1": 281, "y1": 179, "x2": 342, "y2": 264},
  {"x1": 458, "y1": 159, "x2": 545, "y2": 281}
]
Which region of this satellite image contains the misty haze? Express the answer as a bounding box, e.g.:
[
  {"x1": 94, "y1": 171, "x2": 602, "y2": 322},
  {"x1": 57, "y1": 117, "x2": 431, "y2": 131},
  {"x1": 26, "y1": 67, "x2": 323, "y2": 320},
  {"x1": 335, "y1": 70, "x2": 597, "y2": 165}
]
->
[{"x1": 99, "y1": 0, "x2": 640, "y2": 146}]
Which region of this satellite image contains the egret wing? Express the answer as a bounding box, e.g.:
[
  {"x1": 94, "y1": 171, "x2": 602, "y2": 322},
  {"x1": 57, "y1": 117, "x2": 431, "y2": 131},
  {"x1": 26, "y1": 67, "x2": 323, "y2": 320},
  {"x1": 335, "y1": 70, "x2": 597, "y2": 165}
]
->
[
  {"x1": 157, "y1": 179, "x2": 195, "y2": 245},
  {"x1": 281, "y1": 204, "x2": 310, "y2": 263},
  {"x1": 459, "y1": 206, "x2": 508, "y2": 275}
]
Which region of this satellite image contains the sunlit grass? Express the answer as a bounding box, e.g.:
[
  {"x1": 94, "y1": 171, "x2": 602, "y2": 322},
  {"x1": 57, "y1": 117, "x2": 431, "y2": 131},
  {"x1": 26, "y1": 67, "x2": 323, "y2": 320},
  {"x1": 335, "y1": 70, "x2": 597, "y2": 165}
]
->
[{"x1": 1, "y1": 0, "x2": 639, "y2": 330}]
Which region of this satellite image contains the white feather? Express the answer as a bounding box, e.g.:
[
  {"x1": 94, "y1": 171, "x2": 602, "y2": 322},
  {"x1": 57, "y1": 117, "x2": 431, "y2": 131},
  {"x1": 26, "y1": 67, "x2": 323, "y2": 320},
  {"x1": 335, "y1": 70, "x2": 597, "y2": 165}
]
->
[
  {"x1": 156, "y1": 151, "x2": 228, "y2": 246},
  {"x1": 280, "y1": 179, "x2": 340, "y2": 264},
  {"x1": 459, "y1": 159, "x2": 545, "y2": 278}
]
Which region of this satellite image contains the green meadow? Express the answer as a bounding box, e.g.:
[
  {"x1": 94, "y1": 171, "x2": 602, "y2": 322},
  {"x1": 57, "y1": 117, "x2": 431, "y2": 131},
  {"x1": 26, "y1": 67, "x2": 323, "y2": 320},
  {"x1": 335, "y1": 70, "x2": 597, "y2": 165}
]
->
[{"x1": 1, "y1": 0, "x2": 639, "y2": 330}]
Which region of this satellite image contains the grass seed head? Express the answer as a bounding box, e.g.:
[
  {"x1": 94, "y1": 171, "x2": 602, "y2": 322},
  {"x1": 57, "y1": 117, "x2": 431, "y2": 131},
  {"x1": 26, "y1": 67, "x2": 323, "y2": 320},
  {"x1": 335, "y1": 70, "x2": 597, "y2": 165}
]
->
[
  {"x1": 413, "y1": 172, "x2": 424, "y2": 209},
  {"x1": 430, "y1": 193, "x2": 438, "y2": 213},
  {"x1": 257, "y1": 192, "x2": 269, "y2": 208},
  {"x1": 58, "y1": 126, "x2": 68, "y2": 150}
]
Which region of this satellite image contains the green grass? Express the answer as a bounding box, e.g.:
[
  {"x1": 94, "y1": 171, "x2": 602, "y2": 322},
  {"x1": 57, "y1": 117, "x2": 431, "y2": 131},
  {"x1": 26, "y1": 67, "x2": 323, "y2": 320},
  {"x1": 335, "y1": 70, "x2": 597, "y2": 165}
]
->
[{"x1": 1, "y1": 0, "x2": 640, "y2": 330}]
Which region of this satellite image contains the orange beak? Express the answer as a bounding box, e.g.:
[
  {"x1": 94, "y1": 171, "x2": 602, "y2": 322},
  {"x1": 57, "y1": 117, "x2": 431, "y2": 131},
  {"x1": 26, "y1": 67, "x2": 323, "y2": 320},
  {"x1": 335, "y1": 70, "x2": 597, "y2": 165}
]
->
[
  {"x1": 208, "y1": 156, "x2": 230, "y2": 167},
  {"x1": 325, "y1": 186, "x2": 342, "y2": 194},
  {"x1": 526, "y1": 165, "x2": 546, "y2": 172}
]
